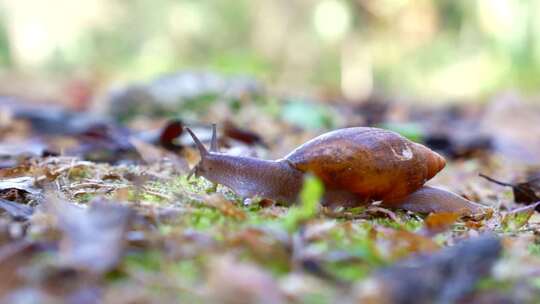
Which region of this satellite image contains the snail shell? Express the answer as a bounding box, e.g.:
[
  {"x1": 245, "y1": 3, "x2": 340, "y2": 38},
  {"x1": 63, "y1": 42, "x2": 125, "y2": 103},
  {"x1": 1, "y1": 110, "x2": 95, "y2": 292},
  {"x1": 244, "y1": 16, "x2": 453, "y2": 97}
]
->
[{"x1": 285, "y1": 127, "x2": 446, "y2": 204}]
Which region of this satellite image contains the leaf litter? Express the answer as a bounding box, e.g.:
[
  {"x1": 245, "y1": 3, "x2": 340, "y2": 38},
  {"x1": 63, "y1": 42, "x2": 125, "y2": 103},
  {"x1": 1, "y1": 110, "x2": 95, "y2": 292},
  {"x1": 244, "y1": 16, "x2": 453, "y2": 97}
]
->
[{"x1": 0, "y1": 91, "x2": 539, "y2": 303}]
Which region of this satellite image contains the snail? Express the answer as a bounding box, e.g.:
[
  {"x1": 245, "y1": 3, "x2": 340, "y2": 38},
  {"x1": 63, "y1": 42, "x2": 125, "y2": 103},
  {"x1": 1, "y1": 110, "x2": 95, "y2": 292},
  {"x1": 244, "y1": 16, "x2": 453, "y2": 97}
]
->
[{"x1": 186, "y1": 125, "x2": 486, "y2": 215}]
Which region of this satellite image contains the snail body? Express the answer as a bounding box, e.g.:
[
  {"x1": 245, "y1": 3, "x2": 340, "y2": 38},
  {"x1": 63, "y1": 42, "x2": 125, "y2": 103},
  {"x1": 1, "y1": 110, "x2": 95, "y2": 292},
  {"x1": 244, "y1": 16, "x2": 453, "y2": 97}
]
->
[{"x1": 187, "y1": 126, "x2": 484, "y2": 214}]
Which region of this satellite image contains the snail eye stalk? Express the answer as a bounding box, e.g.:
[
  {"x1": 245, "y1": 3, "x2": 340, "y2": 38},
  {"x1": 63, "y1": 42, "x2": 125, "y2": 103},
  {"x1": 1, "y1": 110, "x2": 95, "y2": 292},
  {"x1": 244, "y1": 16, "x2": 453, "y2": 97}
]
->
[
  {"x1": 210, "y1": 123, "x2": 218, "y2": 152},
  {"x1": 186, "y1": 127, "x2": 208, "y2": 157}
]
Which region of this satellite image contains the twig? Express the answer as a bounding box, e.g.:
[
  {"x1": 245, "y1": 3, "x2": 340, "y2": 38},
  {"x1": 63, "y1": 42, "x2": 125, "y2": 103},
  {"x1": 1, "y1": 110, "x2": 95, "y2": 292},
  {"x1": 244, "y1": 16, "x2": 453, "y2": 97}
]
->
[
  {"x1": 143, "y1": 188, "x2": 173, "y2": 201},
  {"x1": 479, "y1": 173, "x2": 514, "y2": 187},
  {"x1": 479, "y1": 173, "x2": 539, "y2": 201}
]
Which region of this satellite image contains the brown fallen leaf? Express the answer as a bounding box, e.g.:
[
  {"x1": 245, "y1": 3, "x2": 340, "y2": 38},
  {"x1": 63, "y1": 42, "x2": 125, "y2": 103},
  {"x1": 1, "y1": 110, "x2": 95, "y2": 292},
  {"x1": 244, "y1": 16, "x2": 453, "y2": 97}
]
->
[
  {"x1": 223, "y1": 120, "x2": 268, "y2": 148},
  {"x1": 157, "y1": 119, "x2": 184, "y2": 151},
  {"x1": 206, "y1": 255, "x2": 285, "y2": 304},
  {"x1": 464, "y1": 220, "x2": 484, "y2": 230},
  {"x1": 290, "y1": 228, "x2": 345, "y2": 284},
  {"x1": 0, "y1": 139, "x2": 51, "y2": 158},
  {"x1": 73, "y1": 122, "x2": 136, "y2": 163},
  {"x1": 47, "y1": 197, "x2": 133, "y2": 275},
  {"x1": 130, "y1": 137, "x2": 189, "y2": 172},
  {"x1": 480, "y1": 173, "x2": 540, "y2": 210},
  {"x1": 355, "y1": 235, "x2": 502, "y2": 304},
  {"x1": 422, "y1": 212, "x2": 460, "y2": 236},
  {"x1": 228, "y1": 228, "x2": 289, "y2": 268},
  {"x1": 206, "y1": 194, "x2": 247, "y2": 220},
  {"x1": 0, "y1": 177, "x2": 41, "y2": 196},
  {"x1": 0, "y1": 159, "x2": 33, "y2": 178},
  {"x1": 0, "y1": 176, "x2": 43, "y2": 206},
  {"x1": 0, "y1": 198, "x2": 33, "y2": 221},
  {"x1": 5, "y1": 101, "x2": 106, "y2": 136},
  {"x1": 0, "y1": 241, "x2": 41, "y2": 297},
  {"x1": 375, "y1": 227, "x2": 440, "y2": 260}
]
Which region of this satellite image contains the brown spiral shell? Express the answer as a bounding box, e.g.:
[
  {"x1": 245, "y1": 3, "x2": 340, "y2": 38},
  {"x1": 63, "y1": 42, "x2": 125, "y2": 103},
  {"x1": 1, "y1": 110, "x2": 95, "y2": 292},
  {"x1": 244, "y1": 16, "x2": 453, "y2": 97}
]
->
[{"x1": 284, "y1": 127, "x2": 446, "y2": 203}]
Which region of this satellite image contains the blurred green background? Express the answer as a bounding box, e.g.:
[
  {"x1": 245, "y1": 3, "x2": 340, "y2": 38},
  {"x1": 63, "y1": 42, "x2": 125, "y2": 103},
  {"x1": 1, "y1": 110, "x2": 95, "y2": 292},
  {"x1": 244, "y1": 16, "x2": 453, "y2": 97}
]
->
[{"x1": 0, "y1": 0, "x2": 539, "y2": 101}]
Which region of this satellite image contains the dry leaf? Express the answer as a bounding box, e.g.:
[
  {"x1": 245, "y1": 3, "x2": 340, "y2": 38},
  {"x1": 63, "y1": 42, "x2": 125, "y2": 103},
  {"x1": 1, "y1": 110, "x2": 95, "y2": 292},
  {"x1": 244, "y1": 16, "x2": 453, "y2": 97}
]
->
[
  {"x1": 356, "y1": 235, "x2": 501, "y2": 304},
  {"x1": 0, "y1": 198, "x2": 33, "y2": 221},
  {"x1": 48, "y1": 197, "x2": 133, "y2": 275},
  {"x1": 422, "y1": 212, "x2": 460, "y2": 236},
  {"x1": 206, "y1": 255, "x2": 285, "y2": 304},
  {"x1": 206, "y1": 194, "x2": 247, "y2": 220}
]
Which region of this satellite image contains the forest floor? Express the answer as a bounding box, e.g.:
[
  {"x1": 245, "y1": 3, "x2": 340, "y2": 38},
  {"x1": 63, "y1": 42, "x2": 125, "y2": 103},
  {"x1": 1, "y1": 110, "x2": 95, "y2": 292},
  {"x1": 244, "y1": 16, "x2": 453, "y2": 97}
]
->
[{"x1": 0, "y1": 78, "x2": 540, "y2": 303}]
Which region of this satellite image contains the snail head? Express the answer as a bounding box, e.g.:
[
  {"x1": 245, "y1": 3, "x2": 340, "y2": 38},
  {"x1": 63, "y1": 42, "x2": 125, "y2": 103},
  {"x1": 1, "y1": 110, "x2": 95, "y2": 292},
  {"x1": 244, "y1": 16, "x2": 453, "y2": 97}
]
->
[{"x1": 186, "y1": 124, "x2": 219, "y2": 179}]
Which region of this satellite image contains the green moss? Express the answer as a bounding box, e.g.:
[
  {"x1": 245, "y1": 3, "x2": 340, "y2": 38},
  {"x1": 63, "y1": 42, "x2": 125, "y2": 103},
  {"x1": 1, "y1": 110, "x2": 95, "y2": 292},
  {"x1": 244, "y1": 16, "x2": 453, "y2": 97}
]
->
[
  {"x1": 328, "y1": 262, "x2": 370, "y2": 281},
  {"x1": 170, "y1": 259, "x2": 203, "y2": 285},
  {"x1": 140, "y1": 192, "x2": 167, "y2": 203},
  {"x1": 329, "y1": 228, "x2": 384, "y2": 267},
  {"x1": 476, "y1": 278, "x2": 514, "y2": 293},
  {"x1": 502, "y1": 210, "x2": 534, "y2": 232},
  {"x1": 172, "y1": 175, "x2": 216, "y2": 195},
  {"x1": 123, "y1": 250, "x2": 163, "y2": 272},
  {"x1": 372, "y1": 215, "x2": 423, "y2": 231},
  {"x1": 119, "y1": 251, "x2": 207, "y2": 302},
  {"x1": 300, "y1": 293, "x2": 333, "y2": 304},
  {"x1": 236, "y1": 251, "x2": 291, "y2": 277},
  {"x1": 531, "y1": 277, "x2": 540, "y2": 290},
  {"x1": 105, "y1": 269, "x2": 127, "y2": 283},
  {"x1": 186, "y1": 207, "x2": 228, "y2": 230},
  {"x1": 74, "y1": 192, "x2": 97, "y2": 203},
  {"x1": 67, "y1": 166, "x2": 91, "y2": 180},
  {"x1": 528, "y1": 243, "x2": 540, "y2": 256}
]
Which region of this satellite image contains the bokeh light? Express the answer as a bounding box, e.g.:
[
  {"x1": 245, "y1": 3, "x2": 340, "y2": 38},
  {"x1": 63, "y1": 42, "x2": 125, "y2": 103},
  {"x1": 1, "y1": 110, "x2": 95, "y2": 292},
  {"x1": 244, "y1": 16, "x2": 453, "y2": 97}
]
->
[{"x1": 0, "y1": 0, "x2": 538, "y2": 102}]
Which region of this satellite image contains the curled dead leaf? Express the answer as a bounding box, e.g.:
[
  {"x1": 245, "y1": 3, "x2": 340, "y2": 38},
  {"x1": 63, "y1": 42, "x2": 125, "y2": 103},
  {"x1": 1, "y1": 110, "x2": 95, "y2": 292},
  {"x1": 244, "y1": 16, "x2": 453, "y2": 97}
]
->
[
  {"x1": 355, "y1": 235, "x2": 501, "y2": 304},
  {"x1": 206, "y1": 255, "x2": 285, "y2": 304},
  {"x1": 47, "y1": 196, "x2": 133, "y2": 275},
  {"x1": 206, "y1": 194, "x2": 247, "y2": 220},
  {"x1": 375, "y1": 227, "x2": 440, "y2": 261},
  {"x1": 501, "y1": 202, "x2": 540, "y2": 231},
  {"x1": 0, "y1": 198, "x2": 33, "y2": 221},
  {"x1": 223, "y1": 120, "x2": 268, "y2": 148},
  {"x1": 158, "y1": 119, "x2": 184, "y2": 151},
  {"x1": 480, "y1": 173, "x2": 540, "y2": 210},
  {"x1": 422, "y1": 212, "x2": 460, "y2": 236}
]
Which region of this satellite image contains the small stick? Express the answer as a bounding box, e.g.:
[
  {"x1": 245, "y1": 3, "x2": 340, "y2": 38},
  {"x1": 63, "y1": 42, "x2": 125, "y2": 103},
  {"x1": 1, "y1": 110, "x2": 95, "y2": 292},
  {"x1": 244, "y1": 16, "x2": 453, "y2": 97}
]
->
[
  {"x1": 478, "y1": 173, "x2": 514, "y2": 187},
  {"x1": 479, "y1": 173, "x2": 539, "y2": 201}
]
